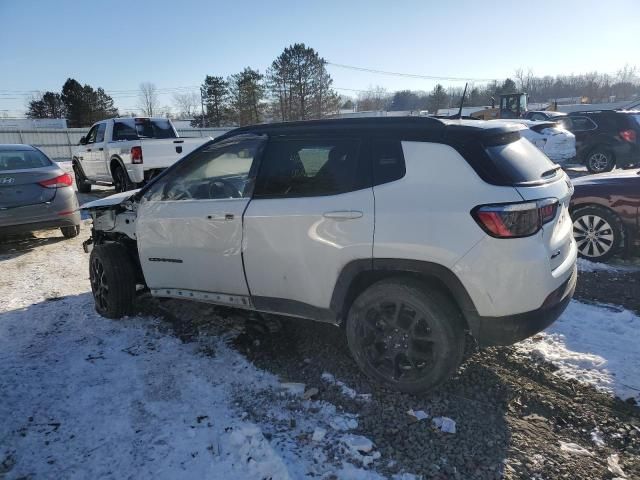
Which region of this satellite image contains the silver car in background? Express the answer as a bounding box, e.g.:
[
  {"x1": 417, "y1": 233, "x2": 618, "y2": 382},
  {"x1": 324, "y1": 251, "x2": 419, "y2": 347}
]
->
[{"x1": 0, "y1": 144, "x2": 81, "y2": 238}]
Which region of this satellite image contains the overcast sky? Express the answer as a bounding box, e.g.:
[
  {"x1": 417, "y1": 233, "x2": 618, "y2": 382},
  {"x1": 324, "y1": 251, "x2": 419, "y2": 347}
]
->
[{"x1": 1, "y1": 0, "x2": 639, "y2": 116}]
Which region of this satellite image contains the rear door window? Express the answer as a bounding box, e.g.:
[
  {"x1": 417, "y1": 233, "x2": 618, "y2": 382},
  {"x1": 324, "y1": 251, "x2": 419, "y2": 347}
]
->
[
  {"x1": 254, "y1": 138, "x2": 361, "y2": 197},
  {"x1": 0, "y1": 149, "x2": 51, "y2": 171},
  {"x1": 567, "y1": 116, "x2": 597, "y2": 132}
]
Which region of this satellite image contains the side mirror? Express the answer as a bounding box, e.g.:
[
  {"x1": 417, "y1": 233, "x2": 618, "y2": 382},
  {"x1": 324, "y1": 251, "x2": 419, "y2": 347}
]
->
[{"x1": 79, "y1": 136, "x2": 87, "y2": 145}]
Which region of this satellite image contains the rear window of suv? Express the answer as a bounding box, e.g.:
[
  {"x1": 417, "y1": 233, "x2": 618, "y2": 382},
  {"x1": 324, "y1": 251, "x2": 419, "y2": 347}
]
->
[
  {"x1": 0, "y1": 149, "x2": 51, "y2": 171},
  {"x1": 484, "y1": 135, "x2": 559, "y2": 184},
  {"x1": 112, "y1": 118, "x2": 177, "y2": 141}
]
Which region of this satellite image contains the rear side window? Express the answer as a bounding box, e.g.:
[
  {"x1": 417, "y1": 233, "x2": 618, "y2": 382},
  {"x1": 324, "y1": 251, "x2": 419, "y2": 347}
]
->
[
  {"x1": 484, "y1": 137, "x2": 558, "y2": 184},
  {"x1": 372, "y1": 140, "x2": 405, "y2": 185},
  {"x1": 113, "y1": 118, "x2": 177, "y2": 141},
  {"x1": 0, "y1": 149, "x2": 51, "y2": 171},
  {"x1": 255, "y1": 138, "x2": 361, "y2": 198},
  {"x1": 566, "y1": 116, "x2": 598, "y2": 131}
]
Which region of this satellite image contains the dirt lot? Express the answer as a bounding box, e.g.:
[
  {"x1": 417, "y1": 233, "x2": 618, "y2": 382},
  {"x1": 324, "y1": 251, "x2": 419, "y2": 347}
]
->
[{"x1": 1, "y1": 225, "x2": 639, "y2": 480}]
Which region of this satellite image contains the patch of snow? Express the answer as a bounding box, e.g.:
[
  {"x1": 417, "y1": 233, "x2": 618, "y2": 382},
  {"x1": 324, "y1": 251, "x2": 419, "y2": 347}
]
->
[
  {"x1": 279, "y1": 382, "x2": 306, "y2": 396},
  {"x1": 0, "y1": 233, "x2": 415, "y2": 479},
  {"x1": 559, "y1": 441, "x2": 593, "y2": 456},
  {"x1": 321, "y1": 371, "x2": 371, "y2": 401},
  {"x1": 607, "y1": 453, "x2": 627, "y2": 478},
  {"x1": 407, "y1": 409, "x2": 429, "y2": 421},
  {"x1": 517, "y1": 301, "x2": 640, "y2": 403},
  {"x1": 577, "y1": 257, "x2": 640, "y2": 273},
  {"x1": 312, "y1": 427, "x2": 327, "y2": 442},
  {"x1": 591, "y1": 429, "x2": 606, "y2": 448},
  {"x1": 432, "y1": 416, "x2": 456, "y2": 434}
]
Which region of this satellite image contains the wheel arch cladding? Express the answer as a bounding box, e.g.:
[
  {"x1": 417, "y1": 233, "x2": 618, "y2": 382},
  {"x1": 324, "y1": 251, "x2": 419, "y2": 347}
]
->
[{"x1": 330, "y1": 258, "x2": 476, "y2": 330}]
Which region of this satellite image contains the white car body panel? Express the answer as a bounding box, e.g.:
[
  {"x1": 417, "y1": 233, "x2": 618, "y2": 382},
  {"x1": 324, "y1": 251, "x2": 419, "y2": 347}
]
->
[
  {"x1": 80, "y1": 190, "x2": 140, "y2": 210},
  {"x1": 373, "y1": 142, "x2": 521, "y2": 270},
  {"x1": 136, "y1": 197, "x2": 250, "y2": 296},
  {"x1": 243, "y1": 188, "x2": 374, "y2": 310}
]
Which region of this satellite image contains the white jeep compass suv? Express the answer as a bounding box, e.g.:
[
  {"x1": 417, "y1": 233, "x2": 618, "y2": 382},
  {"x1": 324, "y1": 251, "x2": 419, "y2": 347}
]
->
[{"x1": 82, "y1": 117, "x2": 577, "y2": 393}]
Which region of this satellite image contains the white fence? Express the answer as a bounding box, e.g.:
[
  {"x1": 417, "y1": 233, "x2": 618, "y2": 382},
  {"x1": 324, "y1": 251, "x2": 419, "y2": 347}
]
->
[{"x1": 0, "y1": 128, "x2": 232, "y2": 161}]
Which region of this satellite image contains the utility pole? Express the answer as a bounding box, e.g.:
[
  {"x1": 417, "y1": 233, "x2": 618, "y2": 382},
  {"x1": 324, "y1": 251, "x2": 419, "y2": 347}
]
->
[{"x1": 200, "y1": 86, "x2": 207, "y2": 128}]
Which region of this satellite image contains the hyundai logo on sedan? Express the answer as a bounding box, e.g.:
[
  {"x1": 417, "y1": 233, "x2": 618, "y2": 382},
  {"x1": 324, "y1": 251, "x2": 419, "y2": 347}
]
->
[{"x1": 0, "y1": 177, "x2": 16, "y2": 185}]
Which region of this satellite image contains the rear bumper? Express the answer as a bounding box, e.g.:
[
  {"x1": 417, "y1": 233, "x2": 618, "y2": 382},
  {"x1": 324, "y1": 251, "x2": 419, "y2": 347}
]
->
[
  {"x1": 0, "y1": 213, "x2": 80, "y2": 236},
  {"x1": 468, "y1": 263, "x2": 577, "y2": 347}
]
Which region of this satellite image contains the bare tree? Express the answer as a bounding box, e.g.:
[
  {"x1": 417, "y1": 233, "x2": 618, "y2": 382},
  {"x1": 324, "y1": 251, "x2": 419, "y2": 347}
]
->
[
  {"x1": 138, "y1": 82, "x2": 158, "y2": 116},
  {"x1": 172, "y1": 92, "x2": 200, "y2": 118}
]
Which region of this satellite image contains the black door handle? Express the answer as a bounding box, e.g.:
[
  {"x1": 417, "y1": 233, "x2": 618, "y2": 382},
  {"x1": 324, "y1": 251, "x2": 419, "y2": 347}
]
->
[
  {"x1": 98, "y1": 147, "x2": 104, "y2": 151},
  {"x1": 86, "y1": 148, "x2": 92, "y2": 152}
]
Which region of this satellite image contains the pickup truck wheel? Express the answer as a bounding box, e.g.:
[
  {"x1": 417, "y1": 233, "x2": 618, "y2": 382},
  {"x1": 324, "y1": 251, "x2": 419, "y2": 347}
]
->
[
  {"x1": 89, "y1": 243, "x2": 136, "y2": 319},
  {"x1": 346, "y1": 278, "x2": 465, "y2": 393},
  {"x1": 113, "y1": 165, "x2": 134, "y2": 193},
  {"x1": 73, "y1": 163, "x2": 91, "y2": 193}
]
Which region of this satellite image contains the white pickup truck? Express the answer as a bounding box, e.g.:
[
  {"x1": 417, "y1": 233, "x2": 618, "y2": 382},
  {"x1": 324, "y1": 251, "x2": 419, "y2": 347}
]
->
[{"x1": 72, "y1": 117, "x2": 210, "y2": 193}]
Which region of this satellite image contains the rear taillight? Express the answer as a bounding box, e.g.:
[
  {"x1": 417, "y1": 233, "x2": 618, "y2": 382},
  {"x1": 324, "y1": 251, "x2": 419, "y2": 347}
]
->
[
  {"x1": 39, "y1": 173, "x2": 73, "y2": 189},
  {"x1": 131, "y1": 146, "x2": 143, "y2": 164},
  {"x1": 472, "y1": 198, "x2": 559, "y2": 238},
  {"x1": 620, "y1": 129, "x2": 636, "y2": 143}
]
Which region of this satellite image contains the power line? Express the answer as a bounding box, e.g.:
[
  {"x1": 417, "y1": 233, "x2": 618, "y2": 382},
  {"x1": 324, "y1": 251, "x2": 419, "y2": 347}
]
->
[{"x1": 326, "y1": 62, "x2": 498, "y2": 82}]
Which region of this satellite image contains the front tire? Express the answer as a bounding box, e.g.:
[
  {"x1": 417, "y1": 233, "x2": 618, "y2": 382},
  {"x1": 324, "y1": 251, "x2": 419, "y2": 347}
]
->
[
  {"x1": 61, "y1": 225, "x2": 80, "y2": 238},
  {"x1": 89, "y1": 243, "x2": 136, "y2": 319},
  {"x1": 572, "y1": 206, "x2": 624, "y2": 262},
  {"x1": 346, "y1": 278, "x2": 465, "y2": 393},
  {"x1": 586, "y1": 148, "x2": 614, "y2": 174},
  {"x1": 73, "y1": 162, "x2": 92, "y2": 193}
]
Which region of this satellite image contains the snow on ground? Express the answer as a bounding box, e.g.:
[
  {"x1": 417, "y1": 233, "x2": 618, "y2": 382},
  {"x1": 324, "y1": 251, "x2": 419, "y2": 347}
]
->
[
  {"x1": 577, "y1": 257, "x2": 640, "y2": 273},
  {"x1": 517, "y1": 301, "x2": 640, "y2": 403},
  {"x1": 0, "y1": 234, "x2": 415, "y2": 479}
]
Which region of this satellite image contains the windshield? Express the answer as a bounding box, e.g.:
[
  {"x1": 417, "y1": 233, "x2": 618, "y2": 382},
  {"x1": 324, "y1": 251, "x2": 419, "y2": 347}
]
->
[
  {"x1": 112, "y1": 118, "x2": 177, "y2": 141},
  {"x1": 0, "y1": 149, "x2": 52, "y2": 171},
  {"x1": 484, "y1": 137, "x2": 558, "y2": 184}
]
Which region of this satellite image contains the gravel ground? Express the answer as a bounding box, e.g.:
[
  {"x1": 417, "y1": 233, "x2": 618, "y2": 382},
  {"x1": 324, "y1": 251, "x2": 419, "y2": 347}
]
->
[
  {"x1": 3, "y1": 223, "x2": 639, "y2": 479},
  {"x1": 144, "y1": 286, "x2": 640, "y2": 480}
]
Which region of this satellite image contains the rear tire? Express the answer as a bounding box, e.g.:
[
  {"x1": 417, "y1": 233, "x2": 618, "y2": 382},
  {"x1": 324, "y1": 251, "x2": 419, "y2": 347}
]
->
[
  {"x1": 572, "y1": 206, "x2": 624, "y2": 262},
  {"x1": 346, "y1": 278, "x2": 465, "y2": 393},
  {"x1": 112, "y1": 164, "x2": 134, "y2": 193},
  {"x1": 585, "y1": 147, "x2": 614, "y2": 174},
  {"x1": 89, "y1": 243, "x2": 136, "y2": 319},
  {"x1": 61, "y1": 225, "x2": 80, "y2": 239},
  {"x1": 73, "y1": 162, "x2": 92, "y2": 193}
]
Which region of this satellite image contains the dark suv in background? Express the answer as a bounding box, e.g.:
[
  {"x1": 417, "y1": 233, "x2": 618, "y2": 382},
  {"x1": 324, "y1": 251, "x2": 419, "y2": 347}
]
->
[{"x1": 557, "y1": 110, "x2": 640, "y2": 173}]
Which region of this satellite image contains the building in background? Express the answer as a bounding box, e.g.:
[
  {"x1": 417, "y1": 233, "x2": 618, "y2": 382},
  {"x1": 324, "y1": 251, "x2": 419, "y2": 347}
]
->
[{"x1": 0, "y1": 118, "x2": 68, "y2": 129}]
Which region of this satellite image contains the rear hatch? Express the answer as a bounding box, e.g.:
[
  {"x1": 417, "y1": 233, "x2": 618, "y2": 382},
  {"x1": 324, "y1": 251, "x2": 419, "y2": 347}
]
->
[{"x1": 484, "y1": 135, "x2": 574, "y2": 272}]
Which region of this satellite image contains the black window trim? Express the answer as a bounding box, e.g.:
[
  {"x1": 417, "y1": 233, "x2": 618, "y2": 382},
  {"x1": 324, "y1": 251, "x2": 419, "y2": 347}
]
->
[
  {"x1": 370, "y1": 135, "x2": 407, "y2": 186},
  {"x1": 85, "y1": 124, "x2": 98, "y2": 144}
]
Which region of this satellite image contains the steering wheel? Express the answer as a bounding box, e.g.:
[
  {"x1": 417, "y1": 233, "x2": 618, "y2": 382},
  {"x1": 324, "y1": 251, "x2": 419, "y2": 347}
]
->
[
  {"x1": 209, "y1": 178, "x2": 243, "y2": 199},
  {"x1": 165, "y1": 181, "x2": 193, "y2": 200}
]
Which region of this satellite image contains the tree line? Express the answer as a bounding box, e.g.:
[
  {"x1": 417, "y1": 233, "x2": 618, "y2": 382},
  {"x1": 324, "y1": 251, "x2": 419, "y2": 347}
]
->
[
  {"x1": 189, "y1": 43, "x2": 339, "y2": 127},
  {"x1": 26, "y1": 79, "x2": 119, "y2": 127},
  {"x1": 353, "y1": 66, "x2": 639, "y2": 114}
]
